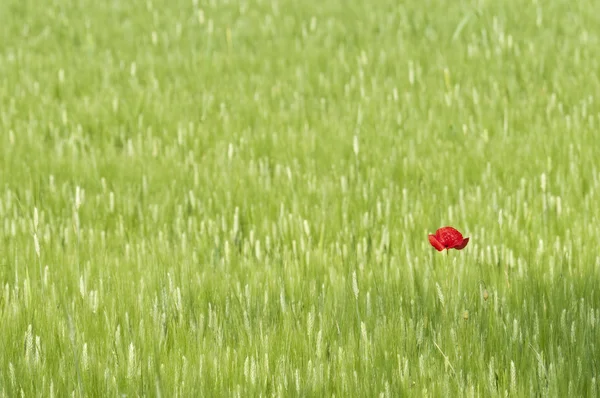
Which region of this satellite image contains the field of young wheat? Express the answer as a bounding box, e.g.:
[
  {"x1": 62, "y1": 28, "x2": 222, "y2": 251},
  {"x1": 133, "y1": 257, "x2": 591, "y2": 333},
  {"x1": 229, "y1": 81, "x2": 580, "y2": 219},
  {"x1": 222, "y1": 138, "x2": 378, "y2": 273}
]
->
[{"x1": 1, "y1": 0, "x2": 599, "y2": 396}]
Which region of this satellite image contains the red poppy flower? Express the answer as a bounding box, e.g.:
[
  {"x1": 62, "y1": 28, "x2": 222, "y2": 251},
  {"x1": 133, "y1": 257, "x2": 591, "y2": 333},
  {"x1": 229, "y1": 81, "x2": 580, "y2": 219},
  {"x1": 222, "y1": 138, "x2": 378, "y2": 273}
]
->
[{"x1": 428, "y1": 226, "x2": 469, "y2": 251}]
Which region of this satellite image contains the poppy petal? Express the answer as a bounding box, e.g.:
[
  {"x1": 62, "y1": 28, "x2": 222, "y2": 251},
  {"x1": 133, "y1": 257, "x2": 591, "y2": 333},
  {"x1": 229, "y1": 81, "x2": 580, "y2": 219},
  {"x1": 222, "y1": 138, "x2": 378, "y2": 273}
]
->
[
  {"x1": 436, "y1": 227, "x2": 464, "y2": 248},
  {"x1": 454, "y1": 237, "x2": 469, "y2": 250},
  {"x1": 428, "y1": 234, "x2": 445, "y2": 251}
]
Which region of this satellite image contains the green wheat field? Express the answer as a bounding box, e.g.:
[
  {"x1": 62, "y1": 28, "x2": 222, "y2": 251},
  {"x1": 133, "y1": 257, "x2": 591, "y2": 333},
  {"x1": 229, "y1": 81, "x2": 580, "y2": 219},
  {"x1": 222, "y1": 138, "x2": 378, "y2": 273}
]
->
[{"x1": 1, "y1": 0, "x2": 600, "y2": 396}]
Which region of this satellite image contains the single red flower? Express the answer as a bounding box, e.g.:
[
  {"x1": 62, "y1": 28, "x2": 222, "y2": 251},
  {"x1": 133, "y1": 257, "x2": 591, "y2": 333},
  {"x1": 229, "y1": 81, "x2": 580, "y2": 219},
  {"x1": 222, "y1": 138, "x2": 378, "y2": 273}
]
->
[{"x1": 428, "y1": 226, "x2": 469, "y2": 252}]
